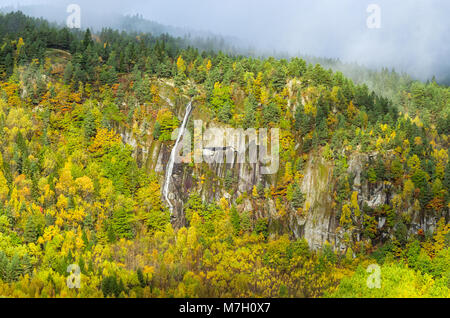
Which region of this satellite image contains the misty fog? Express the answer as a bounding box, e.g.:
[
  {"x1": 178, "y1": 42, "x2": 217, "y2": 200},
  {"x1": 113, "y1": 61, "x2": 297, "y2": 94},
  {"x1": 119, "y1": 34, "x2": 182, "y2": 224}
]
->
[{"x1": 1, "y1": 0, "x2": 449, "y2": 83}]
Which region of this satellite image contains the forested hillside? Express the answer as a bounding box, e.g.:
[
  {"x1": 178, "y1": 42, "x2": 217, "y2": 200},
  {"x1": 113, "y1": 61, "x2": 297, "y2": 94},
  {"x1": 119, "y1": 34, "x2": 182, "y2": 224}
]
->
[{"x1": 0, "y1": 11, "x2": 448, "y2": 298}]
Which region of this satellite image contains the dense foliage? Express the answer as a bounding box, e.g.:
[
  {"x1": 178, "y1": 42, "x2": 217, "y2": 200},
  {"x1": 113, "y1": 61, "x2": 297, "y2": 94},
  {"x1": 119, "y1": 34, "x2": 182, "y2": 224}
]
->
[{"x1": 0, "y1": 11, "x2": 448, "y2": 298}]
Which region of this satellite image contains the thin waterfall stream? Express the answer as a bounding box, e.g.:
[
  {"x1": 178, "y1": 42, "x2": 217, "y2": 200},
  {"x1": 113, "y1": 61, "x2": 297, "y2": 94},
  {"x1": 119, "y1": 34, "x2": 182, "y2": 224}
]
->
[{"x1": 162, "y1": 101, "x2": 193, "y2": 216}]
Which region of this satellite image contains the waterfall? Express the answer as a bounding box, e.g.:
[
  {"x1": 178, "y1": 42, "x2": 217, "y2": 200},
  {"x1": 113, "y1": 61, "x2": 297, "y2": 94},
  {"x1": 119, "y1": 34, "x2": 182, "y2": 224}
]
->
[{"x1": 162, "y1": 101, "x2": 193, "y2": 216}]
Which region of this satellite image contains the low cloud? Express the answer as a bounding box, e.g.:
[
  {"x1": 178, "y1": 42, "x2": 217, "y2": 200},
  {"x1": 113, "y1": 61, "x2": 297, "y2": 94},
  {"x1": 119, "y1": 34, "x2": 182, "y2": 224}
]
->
[{"x1": 2, "y1": 0, "x2": 449, "y2": 82}]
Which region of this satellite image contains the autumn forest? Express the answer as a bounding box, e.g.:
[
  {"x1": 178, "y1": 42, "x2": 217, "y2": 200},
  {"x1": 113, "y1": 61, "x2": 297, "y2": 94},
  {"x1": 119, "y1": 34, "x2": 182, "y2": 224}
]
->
[{"x1": 0, "y1": 11, "x2": 448, "y2": 298}]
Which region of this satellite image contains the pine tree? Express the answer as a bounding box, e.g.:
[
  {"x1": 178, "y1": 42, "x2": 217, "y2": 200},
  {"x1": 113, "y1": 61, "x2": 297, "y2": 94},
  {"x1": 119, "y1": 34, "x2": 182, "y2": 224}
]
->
[
  {"x1": 217, "y1": 101, "x2": 233, "y2": 123},
  {"x1": 6, "y1": 254, "x2": 22, "y2": 282},
  {"x1": 112, "y1": 208, "x2": 133, "y2": 240},
  {"x1": 4, "y1": 53, "x2": 14, "y2": 77},
  {"x1": 291, "y1": 183, "x2": 306, "y2": 210},
  {"x1": 24, "y1": 216, "x2": 38, "y2": 243},
  {"x1": 63, "y1": 61, "x2": 73, "y2": 84},
  {"x1": 84, "y1": 110, "x2": 97, "y2": 140},
  {"x1": 230, "y1": 207, "x2": 241, "y2": 235},
  {"x1": 101, "y1": 275, "x2": 116, "y2": 297},
  {"x1": 137, "y1": 268, "x2": 146, "y2": 288},
  {"x1": 272, "y1": 67, "x2": 287, "y2": 92},
  {"x1": 78, "y1": 256, "x2": 86, "y2": 274},
  {"x1": 243, "y1": 95, "x2": 257, "y2": 129},
  {"x1": 255, "y1": 218, "x2": 269, "y2": 239},
  {"x1": 82, "y1": 29, "x2": 93, "y2": 50}
]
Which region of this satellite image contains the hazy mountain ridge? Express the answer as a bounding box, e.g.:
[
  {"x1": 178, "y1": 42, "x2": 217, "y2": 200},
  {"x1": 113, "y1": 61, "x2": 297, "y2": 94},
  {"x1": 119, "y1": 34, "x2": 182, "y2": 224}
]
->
[
  {"x1": 0, "y1": 4, "x2": 244, "y2": 54},
  {"x1": 2, "y1": 3, "x2": 449, "y2": 86}
]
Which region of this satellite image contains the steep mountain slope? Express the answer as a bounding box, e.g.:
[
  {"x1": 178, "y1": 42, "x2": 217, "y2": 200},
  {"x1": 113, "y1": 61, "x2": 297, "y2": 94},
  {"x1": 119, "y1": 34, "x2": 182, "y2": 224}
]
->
[{"x1": 0, "y1": 12, "x2": 448, "y2": 298}]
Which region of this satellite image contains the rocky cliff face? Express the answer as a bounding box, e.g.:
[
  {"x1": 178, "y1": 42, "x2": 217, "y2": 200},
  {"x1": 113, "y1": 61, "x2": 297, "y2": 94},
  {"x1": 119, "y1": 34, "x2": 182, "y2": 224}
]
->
[
  {"x1": 119, "y1": 103, "x2": 447, "y2": 251},
  {"x1": 289, "y1": 156, "x2": 338, "y2": 250}
]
